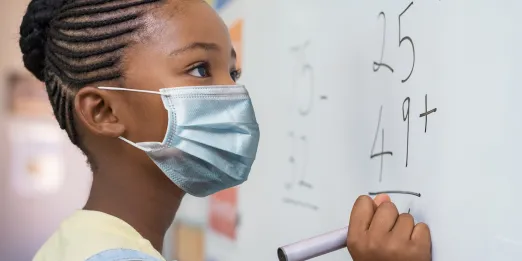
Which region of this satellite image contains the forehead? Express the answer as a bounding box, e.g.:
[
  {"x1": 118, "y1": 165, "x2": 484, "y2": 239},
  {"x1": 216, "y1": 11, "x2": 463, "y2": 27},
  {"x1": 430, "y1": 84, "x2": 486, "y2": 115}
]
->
[{"x1": 140, "y1": 0, "x2": 232, "y2": 53}]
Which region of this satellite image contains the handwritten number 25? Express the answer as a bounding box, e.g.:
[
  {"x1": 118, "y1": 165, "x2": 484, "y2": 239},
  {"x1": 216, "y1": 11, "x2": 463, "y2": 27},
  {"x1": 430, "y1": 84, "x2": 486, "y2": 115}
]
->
[{"x1": 373, "y1": 2, "x2": 416, "y2": 83}]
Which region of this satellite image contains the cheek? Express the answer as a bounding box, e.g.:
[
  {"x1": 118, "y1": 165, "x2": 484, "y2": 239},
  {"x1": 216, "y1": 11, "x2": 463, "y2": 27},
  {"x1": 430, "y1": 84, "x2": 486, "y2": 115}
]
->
[{"x1": 127, "y1": 94, "x2": 169, "y2": 142}]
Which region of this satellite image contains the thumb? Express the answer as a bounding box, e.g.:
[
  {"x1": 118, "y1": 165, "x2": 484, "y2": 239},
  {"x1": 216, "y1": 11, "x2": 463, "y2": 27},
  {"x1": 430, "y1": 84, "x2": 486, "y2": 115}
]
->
[{"x1": 373, "y1": 194, "x2": 391, "y2": 206}]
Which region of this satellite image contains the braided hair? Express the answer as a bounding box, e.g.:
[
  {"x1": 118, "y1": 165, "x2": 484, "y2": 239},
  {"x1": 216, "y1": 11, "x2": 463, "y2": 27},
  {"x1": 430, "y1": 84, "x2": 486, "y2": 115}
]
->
[{"x1": 19, "y1": 0, "x2": 163, "y2": 150}]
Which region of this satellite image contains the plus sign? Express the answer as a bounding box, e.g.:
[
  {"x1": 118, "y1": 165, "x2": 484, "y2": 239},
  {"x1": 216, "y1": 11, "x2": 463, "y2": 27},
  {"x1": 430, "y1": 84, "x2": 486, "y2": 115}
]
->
[{"x1": 419, "y1": 94, "x2": 437, "y2": 133}]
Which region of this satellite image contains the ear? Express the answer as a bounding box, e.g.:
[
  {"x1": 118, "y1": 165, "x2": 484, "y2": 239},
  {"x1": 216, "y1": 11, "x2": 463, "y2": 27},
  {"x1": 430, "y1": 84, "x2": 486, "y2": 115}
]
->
[{"x1": 74, "y1": 86, "x2": 125, "y2": 138}]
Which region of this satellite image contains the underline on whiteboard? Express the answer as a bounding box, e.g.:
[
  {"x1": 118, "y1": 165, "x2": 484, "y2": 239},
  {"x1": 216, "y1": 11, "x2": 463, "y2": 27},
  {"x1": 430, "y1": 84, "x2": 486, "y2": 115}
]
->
[
  {"x1": 370, "y1": 151, "x2": 393, "y2": 158},
  {"x1": 282, "y1": 197, "x2": 319, "y2": 211},
  {"x1": 368, "y1": 190, "x2": 421, "y2": 197}
]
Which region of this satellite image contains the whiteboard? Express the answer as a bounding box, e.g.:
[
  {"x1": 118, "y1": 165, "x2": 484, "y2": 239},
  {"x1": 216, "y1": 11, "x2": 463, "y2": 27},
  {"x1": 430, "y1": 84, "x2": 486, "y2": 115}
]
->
[{"x1": 173, "y1": 1, "x2": 522, "y2": 261}]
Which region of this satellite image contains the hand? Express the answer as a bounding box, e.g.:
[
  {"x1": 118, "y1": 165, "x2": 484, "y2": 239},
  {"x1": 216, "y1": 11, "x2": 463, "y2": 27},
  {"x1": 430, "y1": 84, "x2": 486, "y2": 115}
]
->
[{"x1": 346, "y1": 194, "x2": 432, "y2": 261}]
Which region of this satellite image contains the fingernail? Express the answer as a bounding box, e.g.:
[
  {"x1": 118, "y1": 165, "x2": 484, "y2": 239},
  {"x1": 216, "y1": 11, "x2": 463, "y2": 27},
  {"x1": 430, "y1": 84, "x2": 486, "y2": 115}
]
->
[{"x1": 373, "y1": 194, "x2": 391, "y2": 206}]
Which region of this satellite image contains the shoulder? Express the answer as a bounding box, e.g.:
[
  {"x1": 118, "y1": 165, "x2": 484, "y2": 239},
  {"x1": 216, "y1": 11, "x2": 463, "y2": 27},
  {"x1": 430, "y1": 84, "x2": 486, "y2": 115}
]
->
[
  {"x1": 86, "y1": 249, "x2": 164, "y2": 261},
  {"x1": 34, "y1": 232, "x2": 166, "y2": 261},
  {"x1": 34, "y1": 233, "x2": 166, "y2": 261},
  {"x1": 32, "y1": 210, "x2": 165, "y2": 261}
]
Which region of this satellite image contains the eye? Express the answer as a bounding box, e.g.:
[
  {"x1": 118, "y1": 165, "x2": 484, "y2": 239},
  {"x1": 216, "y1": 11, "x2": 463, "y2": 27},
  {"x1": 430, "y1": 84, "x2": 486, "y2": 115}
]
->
[
  {"x1": 188, "y1": 63, "x2": 211, "y2": 78},
  {"x1": 230, "y1": 69, "x2": 242, "y2": 82}
]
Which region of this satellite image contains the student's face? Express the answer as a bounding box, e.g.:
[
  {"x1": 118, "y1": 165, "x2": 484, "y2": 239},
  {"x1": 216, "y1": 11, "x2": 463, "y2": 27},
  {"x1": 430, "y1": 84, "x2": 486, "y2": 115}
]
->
[
  {"x1": 117, "y1": 0, "x2": 239, "y2": 144},
  {"x1": 76, "y1": 0, "x2": 239, "y2": 176}
]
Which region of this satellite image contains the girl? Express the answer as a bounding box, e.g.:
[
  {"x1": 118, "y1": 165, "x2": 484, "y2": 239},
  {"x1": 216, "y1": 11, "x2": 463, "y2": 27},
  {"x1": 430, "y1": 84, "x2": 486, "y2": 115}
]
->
[{"x1": 19, "y1": 0, "x2": 432, "y2": 260}]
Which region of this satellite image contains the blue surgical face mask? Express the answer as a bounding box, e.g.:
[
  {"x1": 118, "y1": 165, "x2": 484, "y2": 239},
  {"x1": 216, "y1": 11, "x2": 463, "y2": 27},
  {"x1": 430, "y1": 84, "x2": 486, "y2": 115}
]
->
[{"x1": 98, "y1": 85, "x2": 260, "y2": 197}]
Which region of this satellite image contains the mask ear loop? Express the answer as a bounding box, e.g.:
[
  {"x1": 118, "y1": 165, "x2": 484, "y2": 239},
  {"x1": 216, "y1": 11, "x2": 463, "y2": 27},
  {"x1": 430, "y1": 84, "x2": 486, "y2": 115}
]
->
[
  {"x1": 117, "y1": 136, "x2": 155, "y2": 152},
  {"x1": 97, "y1": 86, "x2": 169, "y2": 152},
  {"x1": 98, "y1": 86, "x2": 163, "y2": 95}
]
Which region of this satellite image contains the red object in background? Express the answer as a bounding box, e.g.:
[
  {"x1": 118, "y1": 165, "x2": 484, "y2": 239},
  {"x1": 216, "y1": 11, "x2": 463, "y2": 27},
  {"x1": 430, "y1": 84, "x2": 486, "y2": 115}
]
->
[{"x1": 208, "y1": 187, "x2": 238, "y2": 240}]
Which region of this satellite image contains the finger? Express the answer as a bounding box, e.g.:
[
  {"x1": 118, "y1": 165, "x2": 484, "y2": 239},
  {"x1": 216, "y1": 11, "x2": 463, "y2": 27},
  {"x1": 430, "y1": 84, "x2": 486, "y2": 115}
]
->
[
  {"x1": 369, "y1": 202, "x2": 399, "y2": 234},
  {"x1": 348, "y1": 195, "x2": 378, "y2": 238},
  {"x1": 373, "y1": 193, "x2": 391, "y2": 206},
  {"x1": 391, "y1": 213, "x2": 415, "y2": 240},
  {"x1": 411, "y1": 222, "x2": 432, "y2": 248}
]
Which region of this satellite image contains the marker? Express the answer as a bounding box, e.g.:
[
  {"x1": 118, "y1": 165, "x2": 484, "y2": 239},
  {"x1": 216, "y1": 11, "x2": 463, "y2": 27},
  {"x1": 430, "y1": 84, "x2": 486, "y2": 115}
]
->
[{"x1": 277, "y1": 227, "x2": 348, "y2": 261}]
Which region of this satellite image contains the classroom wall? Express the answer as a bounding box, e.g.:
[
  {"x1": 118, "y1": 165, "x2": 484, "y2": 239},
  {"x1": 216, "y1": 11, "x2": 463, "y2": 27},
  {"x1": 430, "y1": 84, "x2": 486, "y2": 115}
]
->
[{"x1": 0, "y1": 1, "x2": 92, "y2": 260}]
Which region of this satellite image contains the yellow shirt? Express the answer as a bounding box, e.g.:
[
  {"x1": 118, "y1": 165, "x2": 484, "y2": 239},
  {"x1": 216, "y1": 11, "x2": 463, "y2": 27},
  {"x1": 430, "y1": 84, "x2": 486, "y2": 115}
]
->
[{"x1": 33, "y1": 210, "x2": 166, "y2": 261}]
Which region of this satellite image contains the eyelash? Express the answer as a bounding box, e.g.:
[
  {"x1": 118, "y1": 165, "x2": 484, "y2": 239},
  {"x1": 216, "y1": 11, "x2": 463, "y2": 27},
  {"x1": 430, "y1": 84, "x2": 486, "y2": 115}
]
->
[{"x1": 187, "y1": 62, "x2": 242, "y2": 82}]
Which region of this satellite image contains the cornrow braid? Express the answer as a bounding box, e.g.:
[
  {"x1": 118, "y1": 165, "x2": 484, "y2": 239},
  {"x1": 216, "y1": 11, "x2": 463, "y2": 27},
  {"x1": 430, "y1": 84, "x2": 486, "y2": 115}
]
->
[{"x1": 19, "y1": 0, "x2": 163, "y2": 147}]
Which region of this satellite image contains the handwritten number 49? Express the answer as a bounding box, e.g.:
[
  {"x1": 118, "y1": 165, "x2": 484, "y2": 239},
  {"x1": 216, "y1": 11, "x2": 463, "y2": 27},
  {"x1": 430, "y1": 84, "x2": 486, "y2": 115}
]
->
[{"x1": 373, "y1": 2, "x2": 416, "y2": 83}]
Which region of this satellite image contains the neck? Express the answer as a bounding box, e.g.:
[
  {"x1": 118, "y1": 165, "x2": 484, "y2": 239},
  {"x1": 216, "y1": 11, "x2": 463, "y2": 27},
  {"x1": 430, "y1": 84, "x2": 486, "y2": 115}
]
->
[{"x1": 84, "y1": 163, "x2": 184, "y2": 252}]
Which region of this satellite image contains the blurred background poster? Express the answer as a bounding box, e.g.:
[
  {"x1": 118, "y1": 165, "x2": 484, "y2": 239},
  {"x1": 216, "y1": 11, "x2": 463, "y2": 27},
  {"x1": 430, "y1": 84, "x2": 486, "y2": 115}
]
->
[
  {"x1": 205, "y1": 187, "x2": 240, "y2": 261},
  {"x1": 229, "y1": 19, "x2": 243, "y2": 69},
  {"x1": 208, "y1": 187, "x2": 239, "y2": 240},
  {"x1": 5, "y1": 70, "x2": 53, "y2": 118},
  {"x1": 5, "y1": 70, "x2": 65, "y2": 197}
]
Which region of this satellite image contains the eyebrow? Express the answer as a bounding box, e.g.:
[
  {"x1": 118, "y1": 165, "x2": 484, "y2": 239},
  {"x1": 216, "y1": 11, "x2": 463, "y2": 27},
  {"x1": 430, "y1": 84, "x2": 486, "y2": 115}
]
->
[
  {"x1": 169, "y1": 42, "x2": 220, "y2": 56},
  {"x1": 169, "y1": 42, "x2": 236, "y2": 59}
]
